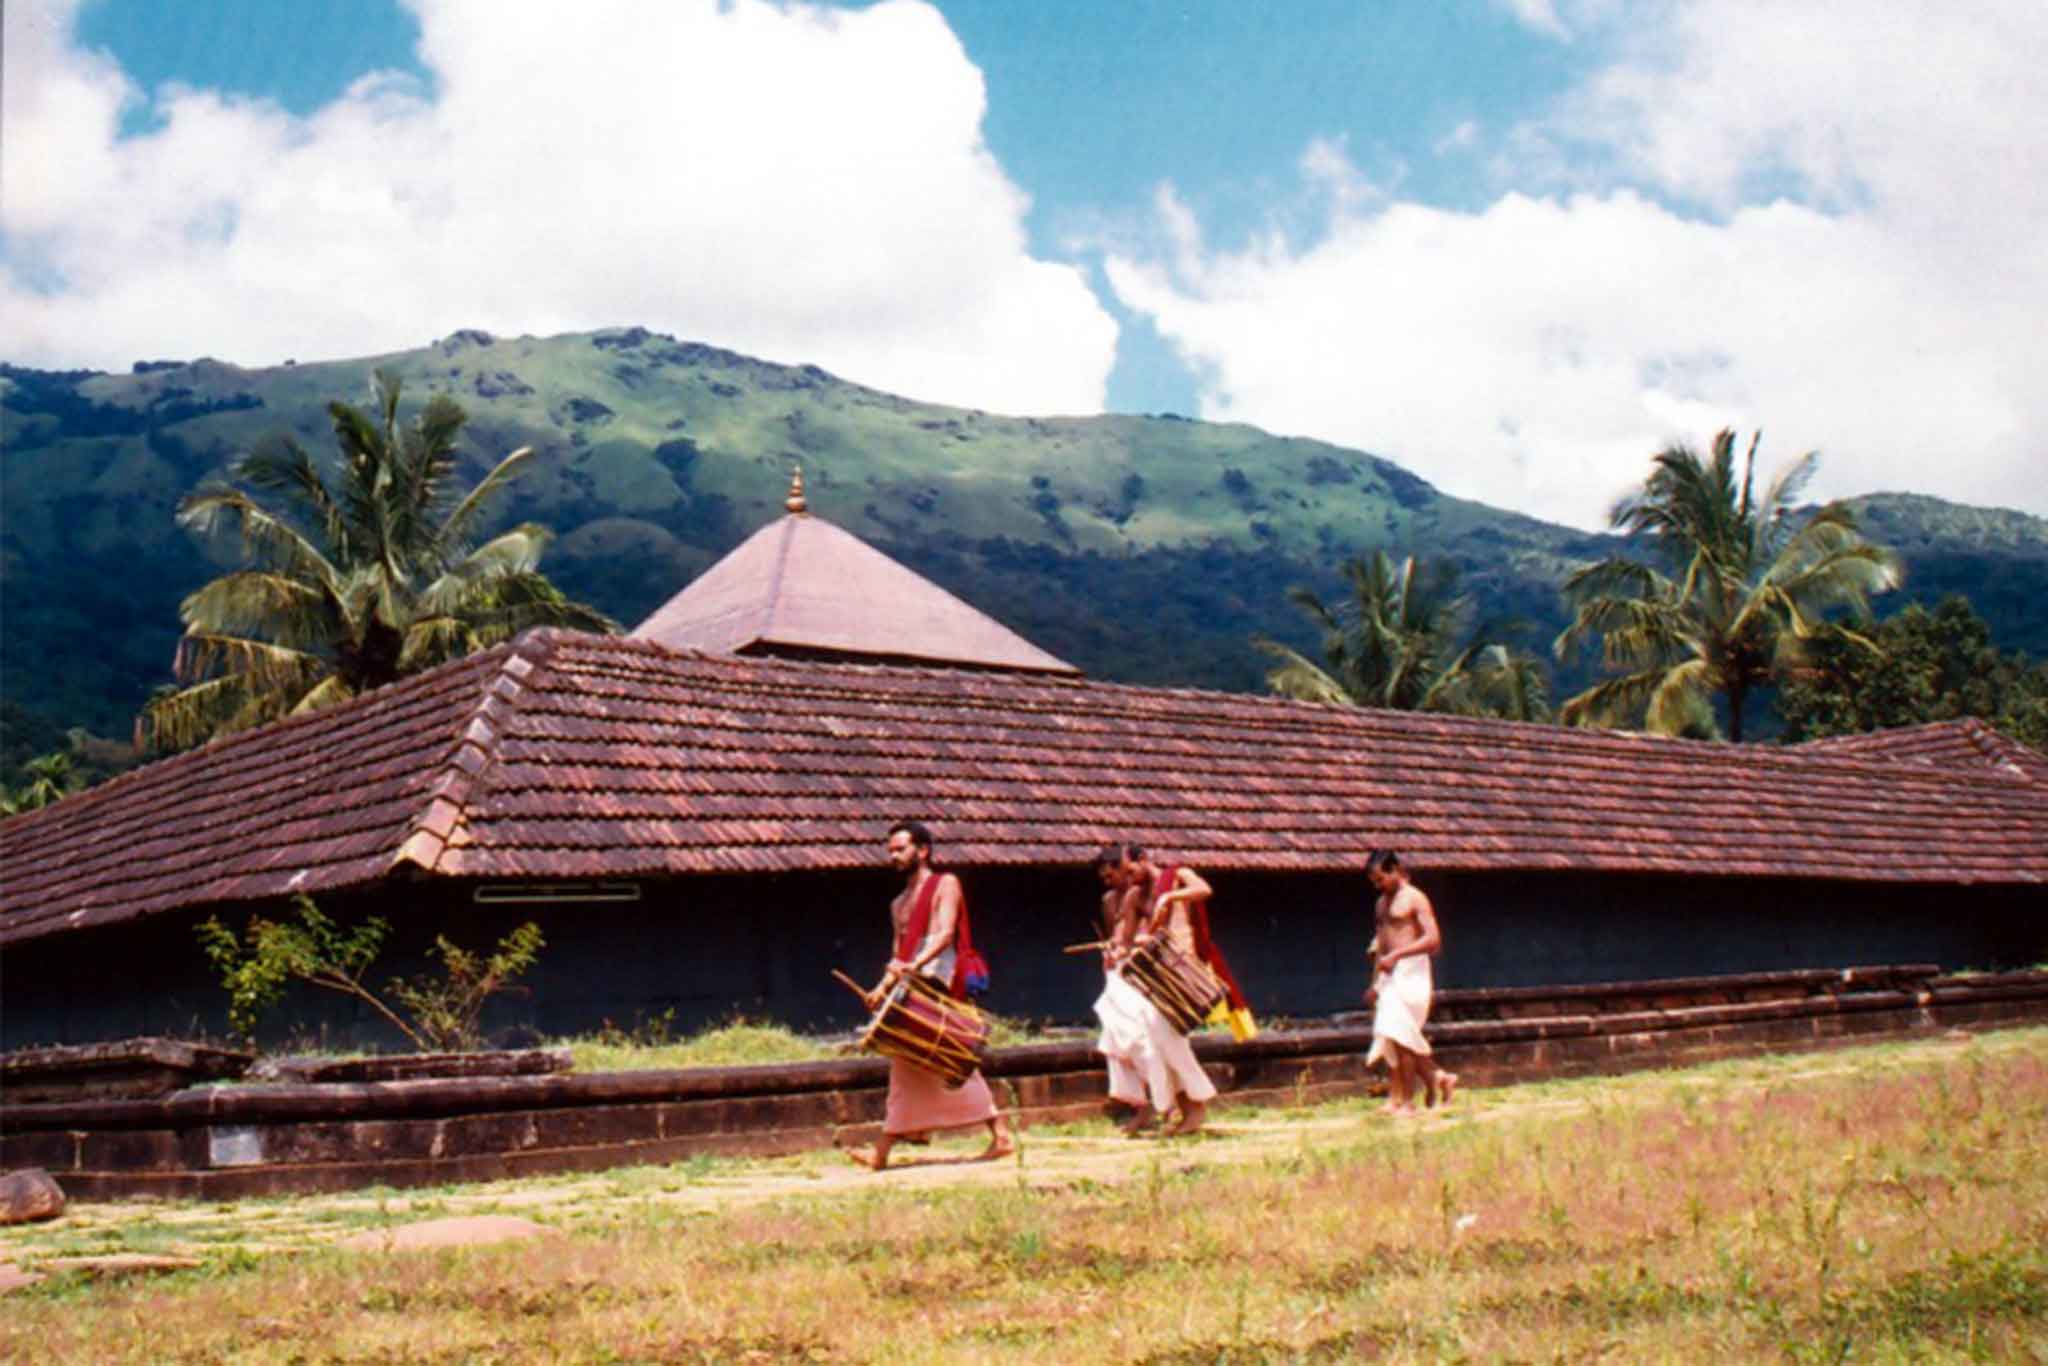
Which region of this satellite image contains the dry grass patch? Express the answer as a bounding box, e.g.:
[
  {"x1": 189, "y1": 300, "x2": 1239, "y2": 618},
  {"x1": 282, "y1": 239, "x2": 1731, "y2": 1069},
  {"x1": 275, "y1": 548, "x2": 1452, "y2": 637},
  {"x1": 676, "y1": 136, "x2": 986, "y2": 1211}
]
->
[{"x1": 1, "y1": 1029, "x2": 2043, "y2": 1362}]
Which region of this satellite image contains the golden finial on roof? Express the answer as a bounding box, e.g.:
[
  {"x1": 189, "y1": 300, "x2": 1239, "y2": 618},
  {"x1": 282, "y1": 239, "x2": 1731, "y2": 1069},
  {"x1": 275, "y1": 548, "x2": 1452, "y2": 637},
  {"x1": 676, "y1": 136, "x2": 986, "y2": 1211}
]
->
[{"x1": 785, "y1": 466, "x2": 809, "y2": 515}]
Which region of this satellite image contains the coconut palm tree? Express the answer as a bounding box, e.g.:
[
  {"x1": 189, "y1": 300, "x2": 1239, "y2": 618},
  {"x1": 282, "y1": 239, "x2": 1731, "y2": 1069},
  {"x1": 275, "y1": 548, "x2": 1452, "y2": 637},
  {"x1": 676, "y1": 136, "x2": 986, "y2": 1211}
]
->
[
  {"x1": 1257, "y1": 549, "x2": 1551, "y2": 720},
  {"x1": 1553, "y1": 430, "x2": 1901, "y2": 742},
  {"x1": 139, "y1": 370, "x2": 616, "y2": 752},
  {"x1": 9, "y1": 752, "x2": 77, "y2": 812}
]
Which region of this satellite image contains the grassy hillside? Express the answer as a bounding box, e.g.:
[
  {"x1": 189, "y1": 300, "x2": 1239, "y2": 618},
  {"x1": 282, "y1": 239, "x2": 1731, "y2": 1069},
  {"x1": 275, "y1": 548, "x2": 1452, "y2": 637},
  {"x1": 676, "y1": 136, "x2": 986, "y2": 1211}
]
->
[{"x1": 4, "y1": 328, "x2": 2043, "y2": 742}]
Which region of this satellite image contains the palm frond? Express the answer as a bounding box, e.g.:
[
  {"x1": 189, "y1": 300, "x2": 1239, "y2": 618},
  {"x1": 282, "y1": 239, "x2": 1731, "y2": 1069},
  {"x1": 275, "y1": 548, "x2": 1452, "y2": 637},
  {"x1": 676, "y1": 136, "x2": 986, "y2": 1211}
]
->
[
  {"x1": 447, "y1": 523, "x2": 551, "y2": 580},
  {"x1": 178, "y1": 571, "x2": 338, "y2": 650},
  {"x1": 1560, "y1": 556, "x2": 1668, "y2": 603},
  {"x1": 1254, "y1": 638, "x2": 1358, "y2": 707},
  {"x1": 138, "y1": 669, "x2": 307, "y2": 753},
  {"x1": 1559, "y1": 667, "x2": 1675, "y2": 730},
  {"x1": 171, "y1": 632, "x2": 327, "y2": 692},
  {"x1": 1644, "y1": 657, "x2": 1718, "y2": 738},
  {"x1": 287, "y1": 673, "x2": 357, "y2": 716},
  {"x1": 327, "y1": 394, "x2": 399, "y2": 569},
  {"x1": 233, "y1": 435, "x2": 348, "y2": 551},
  {"x1": 177, "y1": 488, "x2": 342, "y2": 586},
  {"x1": 432, "y1": 445, "x2": 535, "y2": 564},
  {"x1": 397, "y1": 615, "x2": 476, "y2": 673},
  {"x1": 1756, "y1": 446, "x2": 1820, "y2": 538},
  {"x1": 428, "y1": 570, "x2": 619, "y2": 640},
  {"x1": 392, "y1": 394, "x2": 468, "y2": 562},
  {"x1": 1472, "y1": 643, "x2": 1552, "y2": 722},
  {"x1": 1556, "y1": 594, "x2": 1690, "y2": 670}
]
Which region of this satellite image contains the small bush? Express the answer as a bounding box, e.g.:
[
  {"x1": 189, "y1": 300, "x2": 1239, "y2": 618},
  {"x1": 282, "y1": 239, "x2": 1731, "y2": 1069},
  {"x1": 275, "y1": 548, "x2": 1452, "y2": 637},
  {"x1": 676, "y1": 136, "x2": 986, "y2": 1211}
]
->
[{"x1": 198, "y1": 894, "x2": 544, "y2": 1052}]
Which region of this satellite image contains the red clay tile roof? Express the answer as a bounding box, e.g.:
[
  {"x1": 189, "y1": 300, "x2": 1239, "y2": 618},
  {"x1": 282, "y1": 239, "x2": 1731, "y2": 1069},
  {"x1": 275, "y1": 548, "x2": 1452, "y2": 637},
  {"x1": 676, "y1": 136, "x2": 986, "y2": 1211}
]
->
[
  {"x1": 630, "y1": 509, "x2": 1079, "y2": 674},
  {"x1": 5, "y1": 629, "x2": 2046, "y2": 947},
  {"x1": 1796, "y1": 718, "x2": 2048, "y2": 783}
]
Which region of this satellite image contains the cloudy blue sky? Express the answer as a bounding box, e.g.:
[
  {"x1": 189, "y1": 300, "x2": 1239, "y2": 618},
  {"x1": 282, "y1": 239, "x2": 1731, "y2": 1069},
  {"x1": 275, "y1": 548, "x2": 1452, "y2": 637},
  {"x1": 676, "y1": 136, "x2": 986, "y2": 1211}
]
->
[{"x1": 5, "y1": 0, "x2": 2044, "y2": 528}]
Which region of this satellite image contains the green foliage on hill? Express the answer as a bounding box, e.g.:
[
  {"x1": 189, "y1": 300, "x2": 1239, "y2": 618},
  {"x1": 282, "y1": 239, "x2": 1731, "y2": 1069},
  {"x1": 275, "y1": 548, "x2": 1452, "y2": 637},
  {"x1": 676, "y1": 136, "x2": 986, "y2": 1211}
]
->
[
  {"x1": 5, "y1": 332, "x2": 2046, "y2": 750},
  {"x1": 1777, "y1": 596, "x2": 2048, "y2": 749}
]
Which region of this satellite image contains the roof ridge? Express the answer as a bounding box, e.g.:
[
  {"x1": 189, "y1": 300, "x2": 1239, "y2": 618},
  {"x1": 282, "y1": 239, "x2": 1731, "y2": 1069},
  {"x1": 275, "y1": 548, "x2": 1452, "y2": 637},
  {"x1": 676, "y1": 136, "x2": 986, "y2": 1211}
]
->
[
  {"x1": 0, "y1": 642, "x2": 522, "y2": 852},
  {"x1": 559, "y1": 636, "x2": 2023, "y2": 781},
  {"x1": 1955, "y1": 716, "x2": 2048, "y2": 781},
  {"x1": 389, "y1": 630, "x2": 565, "y2": 876},
  {"x1": 759, "y1": 515, "x2": 799, "y2": 641}
]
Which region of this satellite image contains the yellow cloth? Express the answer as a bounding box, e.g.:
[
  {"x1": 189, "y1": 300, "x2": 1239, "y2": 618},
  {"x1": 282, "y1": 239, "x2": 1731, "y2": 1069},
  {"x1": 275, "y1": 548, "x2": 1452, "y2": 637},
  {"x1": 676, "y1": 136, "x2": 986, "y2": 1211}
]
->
[{"x1": 1205, "y1": 999, "x2": 1259, "y2": 1040}]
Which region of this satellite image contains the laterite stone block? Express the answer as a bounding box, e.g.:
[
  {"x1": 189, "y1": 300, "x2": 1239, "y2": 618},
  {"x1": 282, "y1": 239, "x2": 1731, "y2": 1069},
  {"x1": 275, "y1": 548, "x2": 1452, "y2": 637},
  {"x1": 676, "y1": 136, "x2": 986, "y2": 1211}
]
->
[
  {"x1": 0, "y1": 1130, "x2": 79, "y2": 1171},
  {"x1": 77, "y1": 1129, "x2": 184, "y2": 1172}
]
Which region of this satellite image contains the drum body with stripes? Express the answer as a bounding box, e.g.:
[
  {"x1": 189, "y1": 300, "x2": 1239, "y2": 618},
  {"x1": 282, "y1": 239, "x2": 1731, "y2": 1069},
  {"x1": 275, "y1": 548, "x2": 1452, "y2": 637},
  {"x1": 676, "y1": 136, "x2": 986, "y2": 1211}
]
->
[
  {"x1": 859, "y1": 973, "x2": 991, "y2": 1087},
  {"x1": 1123, "y1": 936, "x2": 1226, "y2": 1034}
]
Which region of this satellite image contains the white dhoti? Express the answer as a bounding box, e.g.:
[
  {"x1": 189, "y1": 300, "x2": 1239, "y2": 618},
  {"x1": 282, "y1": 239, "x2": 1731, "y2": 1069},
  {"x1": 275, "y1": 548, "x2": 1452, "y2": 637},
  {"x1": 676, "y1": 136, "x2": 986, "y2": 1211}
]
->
[
  {"x1": 1093, "y1": 971, "x2": 1153, "y2": 1107},
  {"x1": 1098, "y1": 968, "x2": 1217, "y2": 1112},
  {"x1": 1366, "y1": 955, "x2": 1433, "y2": 1068}
]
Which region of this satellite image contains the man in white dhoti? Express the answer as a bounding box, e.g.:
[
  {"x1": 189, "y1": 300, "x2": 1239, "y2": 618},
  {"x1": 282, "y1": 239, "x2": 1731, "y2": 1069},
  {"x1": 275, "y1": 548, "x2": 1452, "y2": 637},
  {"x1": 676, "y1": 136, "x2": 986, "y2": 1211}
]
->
[
  {"x1": 1364, "y1": 849, "x2": 1457, "y2": 1115},
  {"x1": 1098, "y1": 843, "x2": 1220, "y2": 1136},
  {"x1": 1092, "y1": 849, "x2": 1156, "y2": 1132}
]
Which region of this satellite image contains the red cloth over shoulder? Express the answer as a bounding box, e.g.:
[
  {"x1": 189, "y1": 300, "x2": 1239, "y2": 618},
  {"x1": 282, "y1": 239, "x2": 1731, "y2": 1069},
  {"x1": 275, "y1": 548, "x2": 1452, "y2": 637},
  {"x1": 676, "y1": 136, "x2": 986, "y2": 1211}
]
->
[
  {"x1": 895, "y1": 870, "x2": 945, "y2": 963},
  {"x1": 895, "y1": 870, "x2": 978, "y2": 1000},
  {"x1": 1157, "y1": 864, "x2": 1250, "y2": 1012}
]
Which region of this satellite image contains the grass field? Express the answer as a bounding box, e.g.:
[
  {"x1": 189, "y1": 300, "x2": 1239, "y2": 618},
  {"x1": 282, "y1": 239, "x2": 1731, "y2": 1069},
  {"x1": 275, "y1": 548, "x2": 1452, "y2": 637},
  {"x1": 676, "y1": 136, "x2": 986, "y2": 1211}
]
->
[
  {"x1": 560, "y1": 1011, "x2": 1066, "y2": 1074},
  {"x1": 3, "y1": 1028, "x2": 2043, "y2": 1363}
]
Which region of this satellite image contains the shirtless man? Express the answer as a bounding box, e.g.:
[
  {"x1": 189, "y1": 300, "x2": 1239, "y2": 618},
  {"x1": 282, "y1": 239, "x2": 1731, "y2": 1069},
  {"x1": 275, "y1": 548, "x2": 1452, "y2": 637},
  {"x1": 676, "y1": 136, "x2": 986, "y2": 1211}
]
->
[
  {"x1": 1120, "y1": 846, "x2": 1221, "y2": 1136},
  {"x1": 848, "y1": 820, "x2": 1014, "y2": 1170},
  {"x1": 1364, "y1": 849, "x2": 1456, "y2": 1115}
]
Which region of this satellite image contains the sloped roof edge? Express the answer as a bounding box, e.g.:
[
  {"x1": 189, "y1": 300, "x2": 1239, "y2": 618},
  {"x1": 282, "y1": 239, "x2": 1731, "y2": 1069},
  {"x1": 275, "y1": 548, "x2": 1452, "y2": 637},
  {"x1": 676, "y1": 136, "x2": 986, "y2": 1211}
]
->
[
  {"x1": 1795, "y1": 717, "x2": 2048, "y2": 783},
  {"x1": 5, "y1": 631, "x2": 2047, "y2": 950},
  {"x1": 0, "y1": 638, "x2": 536, "y2": 945}
]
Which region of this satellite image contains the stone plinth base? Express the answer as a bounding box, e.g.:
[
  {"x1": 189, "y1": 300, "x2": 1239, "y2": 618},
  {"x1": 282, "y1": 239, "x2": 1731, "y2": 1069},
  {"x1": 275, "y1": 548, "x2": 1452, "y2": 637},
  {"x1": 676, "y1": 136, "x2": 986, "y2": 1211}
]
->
[{"x1": 4, "y1": 967, "x2": 2043, "y2": 1201}]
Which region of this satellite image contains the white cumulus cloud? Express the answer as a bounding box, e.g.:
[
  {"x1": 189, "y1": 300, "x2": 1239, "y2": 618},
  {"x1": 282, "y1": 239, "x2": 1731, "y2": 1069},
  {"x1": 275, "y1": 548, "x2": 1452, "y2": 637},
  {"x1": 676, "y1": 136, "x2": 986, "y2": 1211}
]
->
[
  {"x1": 1106, "y1": 0, "x2": 2048, "y2": 528},
  {"x1": 0, "y1": 0, "x2": 1116, "y2": 416}
]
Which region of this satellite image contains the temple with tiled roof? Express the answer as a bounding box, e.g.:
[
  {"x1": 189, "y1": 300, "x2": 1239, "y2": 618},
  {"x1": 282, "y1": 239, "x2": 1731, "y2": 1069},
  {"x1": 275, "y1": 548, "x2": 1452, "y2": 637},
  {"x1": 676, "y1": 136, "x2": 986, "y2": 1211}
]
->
[{"x1": 4, "y1": 492, "x2": 2045, "y2": 1046}]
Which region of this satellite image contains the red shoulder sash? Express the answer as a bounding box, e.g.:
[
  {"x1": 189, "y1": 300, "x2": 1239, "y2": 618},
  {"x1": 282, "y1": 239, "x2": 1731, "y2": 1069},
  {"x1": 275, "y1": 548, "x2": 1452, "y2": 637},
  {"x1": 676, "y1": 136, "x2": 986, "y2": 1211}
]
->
[
  {"x1": 895, "y1": 870, "x2": 946, "y2": 962},
  {"x1": 1161, "y1": 863, "x2": 1250, "y2": 1012},
  {"x1": 896, "y1": 870, "x2": 977, "y2": 999}
]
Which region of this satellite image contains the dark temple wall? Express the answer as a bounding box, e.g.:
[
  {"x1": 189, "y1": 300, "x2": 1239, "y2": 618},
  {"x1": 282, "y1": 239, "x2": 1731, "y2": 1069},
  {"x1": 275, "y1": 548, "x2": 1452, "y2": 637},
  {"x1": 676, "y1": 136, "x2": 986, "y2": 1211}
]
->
[{"x1": 3, "y1": 865, "x2": 2041, "y2": 1049}]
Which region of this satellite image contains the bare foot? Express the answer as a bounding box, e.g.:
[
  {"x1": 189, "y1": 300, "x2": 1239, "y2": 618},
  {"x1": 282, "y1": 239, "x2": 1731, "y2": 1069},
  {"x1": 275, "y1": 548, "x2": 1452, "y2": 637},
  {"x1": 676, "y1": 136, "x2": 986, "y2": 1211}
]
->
[
  {"x1": 1437, "y1": 1071, "x2": 1458, "y2": 1106},
  {"x1": 1167, "y1": 1101, "x2": 1207, "y2": 1136},
  {"x1": 845, "y1": 1147, "x2": 887, "y2": 1172},
  {"x1": 1384, "y1": 1102, "x2": 1416, "y2": 1118},
  {"x1": 1120, "y1": 1109, "x2": 1159, "y2": 1136},
  {"x1": 977, "y1": 1138, "x2": 1016, "y2": 1162}
]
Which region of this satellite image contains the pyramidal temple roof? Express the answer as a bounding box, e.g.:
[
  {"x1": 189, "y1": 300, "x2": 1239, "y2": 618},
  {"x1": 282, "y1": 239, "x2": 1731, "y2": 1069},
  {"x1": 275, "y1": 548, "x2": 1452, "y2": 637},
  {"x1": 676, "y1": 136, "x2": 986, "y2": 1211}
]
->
[{"x1": 630, "y1": 472, "x2": 1078, "y2": 675}]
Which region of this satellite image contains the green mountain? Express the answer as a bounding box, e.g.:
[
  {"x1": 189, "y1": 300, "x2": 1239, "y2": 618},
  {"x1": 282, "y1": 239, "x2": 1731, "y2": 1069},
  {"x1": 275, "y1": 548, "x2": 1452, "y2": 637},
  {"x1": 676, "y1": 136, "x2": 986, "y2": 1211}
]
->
[{"x1": 4, "y1": 327, "x2": 2044, "y2": 744}]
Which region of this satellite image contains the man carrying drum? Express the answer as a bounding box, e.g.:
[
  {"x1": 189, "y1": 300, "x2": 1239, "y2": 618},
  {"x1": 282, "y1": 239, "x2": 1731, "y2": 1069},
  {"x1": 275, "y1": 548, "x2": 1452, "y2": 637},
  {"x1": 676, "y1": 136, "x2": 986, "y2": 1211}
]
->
[
  {"x1": 1090, "y1": 846, "x2": 1164, "y2": 1134},
  {"x1": 1364, "y1": 849, "x2": 1457, "y2": 1115},
  {"x1": 1113, "y1": 844, "x2": 1223, "y2": 1136},
  {"x1": 848, "y1": 820, "x2": 1015, "y2": 1171}
]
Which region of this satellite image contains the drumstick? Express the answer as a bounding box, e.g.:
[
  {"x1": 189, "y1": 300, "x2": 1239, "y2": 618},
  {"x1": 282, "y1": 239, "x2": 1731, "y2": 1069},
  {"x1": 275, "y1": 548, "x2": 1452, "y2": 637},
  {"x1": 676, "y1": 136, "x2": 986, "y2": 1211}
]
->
[
  {"x1": 831, "y1": 969, "x2": 873, "y2": 1002},
  {"x1": 1063, "y1": 940, "x2": 1110, "y2": 954}
]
